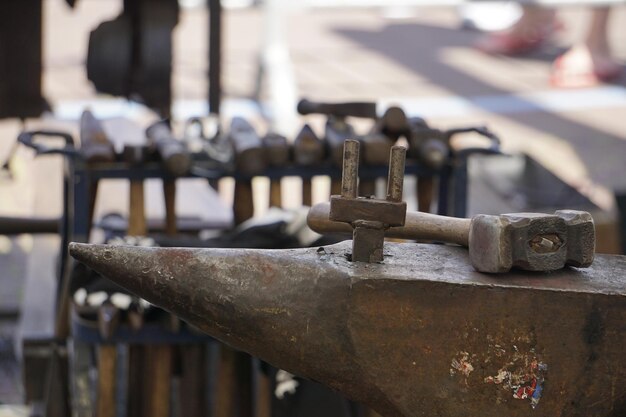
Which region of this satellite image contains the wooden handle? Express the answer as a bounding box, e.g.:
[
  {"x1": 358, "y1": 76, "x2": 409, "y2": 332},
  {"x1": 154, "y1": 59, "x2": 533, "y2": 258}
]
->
[
  {"x1": 302, "y1": 178, "x2": 312, "y2": 206},
  {"x1": 417, "y1": 176, "x2": 434, "y2": 213},
  {"x1": 269, "y1": 179, "x2": 282, "y2": 208},
  {"x1": 307, "y1": 202, "x2": 471, "y2": 246},
  {"x1": 163, "y1": 180, "x2": 177, "y2": 236},
  {"x1": 234, "y1": 180, "x2": 254, "y2": 225},
  {"x1": 128, "y1": 180, "x2": 146, "y2": 236},
  {"x1": 96, "y1": 345, "x2": 117, "y2": 417}
]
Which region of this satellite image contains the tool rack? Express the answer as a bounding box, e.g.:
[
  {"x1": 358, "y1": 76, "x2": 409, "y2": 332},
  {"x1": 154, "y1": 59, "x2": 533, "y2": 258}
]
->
[
  {"x1": 18, "y1": 128, "x2": 501, "y2": 416},
  {"x1": 70, "y1": 152, "x2": 498, "y2": 241}
]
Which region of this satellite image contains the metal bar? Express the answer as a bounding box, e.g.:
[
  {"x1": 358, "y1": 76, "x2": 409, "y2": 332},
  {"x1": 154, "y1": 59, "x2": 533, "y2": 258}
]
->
[
  {"x1": 341, "y1": 140, "x2": 360, "y2": 199},
  {"x1": 208, "y1": 0, "x2": 222, "y2": 115},
  {"x1": 386, "y1": 146, "x2": 406, "y2": 203}
]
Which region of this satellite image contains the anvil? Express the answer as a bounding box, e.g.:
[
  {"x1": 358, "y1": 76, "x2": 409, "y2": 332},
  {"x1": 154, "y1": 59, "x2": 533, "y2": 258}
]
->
[{"x1": 69, "y1": 241, "x2": 626, "y2": 417}]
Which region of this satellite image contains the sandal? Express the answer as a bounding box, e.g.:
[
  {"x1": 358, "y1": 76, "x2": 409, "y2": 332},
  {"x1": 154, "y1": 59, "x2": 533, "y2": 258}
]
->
[
  {"x1": 550, "y1": 54, "x2": 622, "y2": 88},
  {"x1": 475, "y1": 20, "x2": 562, "y2": 55}
]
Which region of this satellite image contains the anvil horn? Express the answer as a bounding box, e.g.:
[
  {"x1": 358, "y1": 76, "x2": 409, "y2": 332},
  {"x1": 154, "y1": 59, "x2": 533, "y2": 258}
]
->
[{"x1": 69, "y1": 241, "x2": 626, "y2": 417}]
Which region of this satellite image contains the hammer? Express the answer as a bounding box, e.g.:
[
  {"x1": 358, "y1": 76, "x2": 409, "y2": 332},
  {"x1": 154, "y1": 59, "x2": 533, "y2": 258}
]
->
[
  {"x1": 262, "y1": 132, "x2": 290, "y2": 208},
  {"x1": 79, "y1": 110, "x2": 117, "y2": 240},
  {"x1": 307, "y1": 202, "x2": 595, "y2": 273},
  {"x1": 293, "y1": 124, "x2": 325, "y2": 206},
  {"x1": 229, "y1": 117, "x2": 267, "y2": 224}
]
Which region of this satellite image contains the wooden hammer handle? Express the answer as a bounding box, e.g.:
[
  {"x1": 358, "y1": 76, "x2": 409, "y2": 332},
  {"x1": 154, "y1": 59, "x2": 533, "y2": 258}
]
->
[{"x1": 307, "y1": 202, "x2": 471, "y2": 246}]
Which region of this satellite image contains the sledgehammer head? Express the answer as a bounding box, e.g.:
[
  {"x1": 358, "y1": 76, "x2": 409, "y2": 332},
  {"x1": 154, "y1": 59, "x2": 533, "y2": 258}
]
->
[{"x1": 469, "y1": 210, "x2": 594, "y2": 273}]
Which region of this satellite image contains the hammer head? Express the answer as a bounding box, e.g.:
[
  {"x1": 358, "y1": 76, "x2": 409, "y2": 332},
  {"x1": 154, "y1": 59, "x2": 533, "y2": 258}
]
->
[{"x1": 468, "y1": 210, "x2": 595, "y2": 273}]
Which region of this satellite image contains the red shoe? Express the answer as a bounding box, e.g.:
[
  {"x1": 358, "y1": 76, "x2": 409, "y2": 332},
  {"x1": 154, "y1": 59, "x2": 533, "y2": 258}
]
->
[
  {"x1": 550, "y1": 54, "x2": 622, "y2": 88},
  {"x1": 475, "y1": 21, "x2": 562, "y2": 56}
]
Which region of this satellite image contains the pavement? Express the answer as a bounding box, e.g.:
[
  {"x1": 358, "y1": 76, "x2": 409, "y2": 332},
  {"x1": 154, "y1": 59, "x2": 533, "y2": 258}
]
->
[{"x1": 0, "y1": 0, "x2": 625, "y2": 408}]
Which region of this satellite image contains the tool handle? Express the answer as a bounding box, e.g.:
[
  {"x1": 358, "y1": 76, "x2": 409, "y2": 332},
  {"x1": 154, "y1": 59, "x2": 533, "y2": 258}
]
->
[
  {"x1": 17, "y1": 130, "x2": 78, "y2": 157},
  {"x1": 307, "y1": 202, "x2": 471, "y2": 246},
  {"x1": 297, "y1": 98, "x2": 377, "y2": 119},
  {"x1": 0, "y1": 216, "x2": 59, "y2": 235}
]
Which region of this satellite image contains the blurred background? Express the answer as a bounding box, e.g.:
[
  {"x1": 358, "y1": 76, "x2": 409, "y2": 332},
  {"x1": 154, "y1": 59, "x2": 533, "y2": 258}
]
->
[{"x1": 1, "y1": 0, "x2": 625, "y2": 416}]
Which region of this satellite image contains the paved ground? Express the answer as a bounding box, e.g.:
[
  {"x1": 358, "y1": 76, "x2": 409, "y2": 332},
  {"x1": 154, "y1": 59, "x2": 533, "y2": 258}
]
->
[{"x1": 1, "y1": 0, "x2": 625, "y2": 407}]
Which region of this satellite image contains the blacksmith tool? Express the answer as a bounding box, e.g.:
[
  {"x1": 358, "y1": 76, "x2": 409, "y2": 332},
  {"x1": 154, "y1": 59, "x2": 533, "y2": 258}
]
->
[
  {"x1": 297, "y1": 98, "x2": 409, "y2": 142},
  {"x1": 297, "y1": 99, "x2": 440, "y2": 213},
  {"x1": 263, "y1": 132, "x2": 290, "y2": 208},
  {"x1": 80, "y1": 110, "x2": 117, "y2": 238},
  {"x1": 184, "y1": 116, "x2": 235, "y2": 172},
  {"x1": 326, "y1": 116, "x2": 357, "y2": 196},
  {"x1": 297, "y1": 98, "x2": 378, "y2": 119},
  {"x1": 293, "y1": 124, "x2": 325, "y2": 206},
  {"x1": 79, "y1": 110, "x2": 116, "y2": 164},
  {"x1": 96, "y1": 298, "x2": 120, "y2": 417},
  {"x1": 408, "y1": 123, "x2": 500, "y2": 212},
  {"x1": 145, "y1": 120, "x2": 189, "y2": 236},
  {"x1": 329, "y1": 140, "x2": 407, "y2": 263},
  {"x1": 312, "y1": 139, "x2": 593, "y2": 272},
  {"x1": 146, "y1": 124, "x2": 206, "y2": 412},
  {"x1": 359, "y1": 132, "x2": 394, "y2": 198},
  {"x1": 69, "y1": 240, "x2": 626, "y2": 417},
  {"x1": 325, "y1": 116, "x2": 357, "y2": 168},
  {"x1": 229, "y1": 117, "x2": 267, "y2": 224},
  {"x1": 146, "y1": 120, "x2": 191, "y2": 177},
  {"x1": 123, "y1": 143, "x2": 173, "y2": 417},
  {"x1": 308, "y1": 202, "x2": 594, "y2": 273}
]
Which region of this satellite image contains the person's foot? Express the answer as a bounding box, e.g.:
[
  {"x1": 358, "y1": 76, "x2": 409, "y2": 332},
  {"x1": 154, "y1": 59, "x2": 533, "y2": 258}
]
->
[
  {"x1": 474, "y1": 8, "x2": 558, "y2": 55},
  {"x1": 551, "y1": 45, "x2": 622, "y2": 88}
]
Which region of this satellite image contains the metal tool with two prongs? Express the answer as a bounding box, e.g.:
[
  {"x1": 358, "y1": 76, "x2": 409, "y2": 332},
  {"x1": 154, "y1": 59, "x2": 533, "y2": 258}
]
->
[
  {"x1": 316, "y1": 140, "x2": 595, "y2": 273},
  {"x1": 329, "y1": 139, "x2": 407, "y2": 263}
]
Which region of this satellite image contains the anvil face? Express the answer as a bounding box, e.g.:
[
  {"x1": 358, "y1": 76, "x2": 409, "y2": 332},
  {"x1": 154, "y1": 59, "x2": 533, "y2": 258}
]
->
[{"x1": 69, "y1": 241, "x2": 626, "y2": 417}]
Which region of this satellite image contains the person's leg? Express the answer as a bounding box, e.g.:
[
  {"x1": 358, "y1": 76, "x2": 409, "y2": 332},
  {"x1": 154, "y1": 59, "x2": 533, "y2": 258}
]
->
[
  {"x1": 475, "y1": 6, "x2": 557, "y2": 55},
  {"x1": 551, "y1": 7, "x2": 622, "y2": 87}
]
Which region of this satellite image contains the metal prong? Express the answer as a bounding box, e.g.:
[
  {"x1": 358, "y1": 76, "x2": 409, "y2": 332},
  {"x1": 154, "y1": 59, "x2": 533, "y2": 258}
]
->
[
  {"x1": 386, "y1": 145, "x2": 406, "y2": 202},
  {"x1": 341, "y1": 140, "x2": 360, "y2": 199}
]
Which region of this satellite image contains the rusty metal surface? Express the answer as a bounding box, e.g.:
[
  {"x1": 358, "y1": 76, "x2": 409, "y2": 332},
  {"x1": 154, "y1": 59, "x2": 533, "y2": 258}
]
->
[
  {"x1": 69, "y1": 240, "x2": 626, "y2": 417},
  {"x1": 386, "y1": 146, "x2": 405, "y2": 203},
  {"x1": 468, "y1": 211, "x2": 595, "y2": 273},
  {"x1": 341, "y1": 140, "x2": 360, "y2": 199}
]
